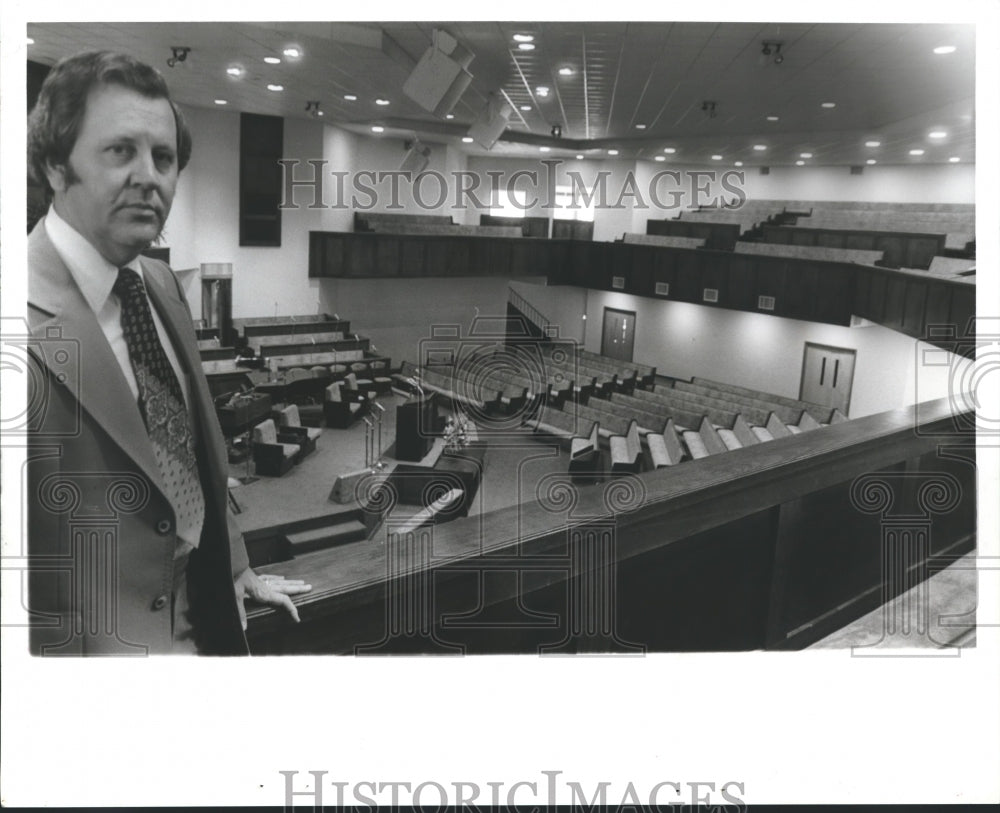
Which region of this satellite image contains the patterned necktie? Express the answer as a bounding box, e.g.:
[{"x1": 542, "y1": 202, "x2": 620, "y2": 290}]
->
[{"x1": 114, "y1": 267, "x2": 204, "y2": 553}]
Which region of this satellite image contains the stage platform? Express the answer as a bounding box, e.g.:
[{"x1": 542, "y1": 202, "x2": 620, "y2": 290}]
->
[{"x1": 227, "y1": 392, "x2": 579, "y2": 553}]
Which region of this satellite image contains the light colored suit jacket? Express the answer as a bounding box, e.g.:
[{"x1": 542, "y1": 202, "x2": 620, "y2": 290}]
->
[{"x1": 25, "y1": 219, "x2": 249, "y2": 655}]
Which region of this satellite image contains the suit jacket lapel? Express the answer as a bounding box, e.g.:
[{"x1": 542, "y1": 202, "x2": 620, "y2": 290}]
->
[{"x1": 27, "y1": 222, "x2": 164, "y2": 495}]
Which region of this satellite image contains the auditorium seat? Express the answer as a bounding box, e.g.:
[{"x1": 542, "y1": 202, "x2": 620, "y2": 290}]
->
[
  {"x1": 610, "y1": 420, "x2": 642, "y2": 474},
  {"x1": 797, "y1": 411, "x2": 821, "y2": 432},
  {"x1": 646, "y1": 419, "x2": 683, "y2": 468},
  {"x1": 682, "y1": 431, "x2": 709, "y2": 459},
  {"x1": 251, "y1": 419, "x2": 299, "y2": 476},
  {"x1": 277, "y1": 405, "x2": 321, "y2": 458},
  {"x1": 568, "y1": 421, "x2": 602, "y2": 481}
]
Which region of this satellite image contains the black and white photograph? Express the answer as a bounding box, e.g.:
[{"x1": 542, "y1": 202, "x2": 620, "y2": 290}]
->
[{"x1": 1, "y1": 1, "x2": 997, "y2": 808}]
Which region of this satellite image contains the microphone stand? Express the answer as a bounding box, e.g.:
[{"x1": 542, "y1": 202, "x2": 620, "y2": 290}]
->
[
  {"x1": 239, "y1": 426, "x2": 258, "y2": 485},
  {"x1": 362, "y1": 417, "x2": 373, "y2": 470},
  {"x1": 372, "y1": 402, "x2": 386, "y2": 470}
]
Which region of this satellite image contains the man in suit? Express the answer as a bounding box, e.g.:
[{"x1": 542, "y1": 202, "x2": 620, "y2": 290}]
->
[{"x1": 25, "y1": 50, "x2": 309, "y2": 655}]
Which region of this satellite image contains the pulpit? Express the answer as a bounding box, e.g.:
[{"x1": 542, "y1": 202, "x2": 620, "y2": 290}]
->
[{"x1": 395, "y1": 393, "x2": 438, "y2": 461}]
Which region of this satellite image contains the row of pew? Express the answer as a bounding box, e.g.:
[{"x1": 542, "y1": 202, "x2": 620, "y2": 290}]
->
[{"x1": 393, "y1": 344, "x2": 843, "y2": 482}]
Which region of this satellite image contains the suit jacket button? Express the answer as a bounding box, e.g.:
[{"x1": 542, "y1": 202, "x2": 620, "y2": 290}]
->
[
  {"x1": 156, "y1": 518, "x2": 172, "y2": 535},
  {"x1": 152, "y1": 595, "x2": 169, "y2": 611}
]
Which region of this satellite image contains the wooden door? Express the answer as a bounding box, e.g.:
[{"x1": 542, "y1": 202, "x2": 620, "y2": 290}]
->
[
  {"x1": 601, "y1": 308, "x2": 636, "y2": 362},
  {"x1": 800, "y1": 343, "x2": 856, "y2": 414}
]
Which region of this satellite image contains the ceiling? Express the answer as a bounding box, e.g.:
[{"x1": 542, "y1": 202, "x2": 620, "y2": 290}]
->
[{"x1": 25, "y1": 20, "x2": 977, "y2": 167}]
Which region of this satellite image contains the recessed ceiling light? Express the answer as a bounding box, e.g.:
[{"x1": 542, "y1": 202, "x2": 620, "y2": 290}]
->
[
  {"x1": 865, "y1": 140, "x2": 881, "y2": 147},
  {"x1": 520, "y1": 105, "x2": 531, "y2": 111},
  {"x1": 518, "y1": 43, "x2": 535, "y2": 51},
  {"x1": 928, "y1": 130, "x2": 947, "y2": 138},
  {"x1": 866, "y1": 159, "x2": 877, "y2": 165},
  {"x1": 316, "y1": 111, "x2": 324, "y2": 117},
  {"x1": 795, "y1": 160, "x2": 805, "y2": 166},
  {"x1": 540, "y1": 146, "x2": 551, "y2": 152},
  {"x1": 800, "y1": 152, "x2": 813, "y2": 158},
  {"x1": 559, "y1": 67, "x2": 574, "y2": 76},
  {"x1": 536, "y1": 86, "x2": 549, "y2": 97},
  {"x1": 949, "y1": 156, "x2": 961, "y2": 163},
  {"x1": 462, "y1": 136, "x2": 474, "y2": 143},
  {"x1": 375, "y1": 98, "x2": 390, "y2": 106},
  {"x1": 267, "y1": 84, "x2": 284, "y2": 92},
  {"x1": 821, "y1": 102, "x2": 836, "y2": 108},
  {"x1": 933, "y1": 45, "x2": 956, "y2": 55},
  {"x1": 711, "y1": 154, "x2": 723, "y2": 160},
  {"x1": 27, "y1": 37, "x2": 34, "y2": 45},
  {"x1": 576, "y1": 154, "x2": 584, "y2": 160},
  {"x1": 636, "y1": 124, "x2": 647, "y2": 130},
  {"x1": 607, "y1": 149, "x2": 619, "y2": 156},
  {"x1": 655, "y1": 156, "x2": 666, "y2": 162},
  {"x1": 734, "y1": 161, "x2": 744, "y2": 167},
  {"x1": 283, "y1": 47, "x2": 301, "y2": 58},
  {"x1": 214, "y1": 99, "x2": 228, "y2": 105},
  {"x1": 753, "y1": 144, "x2": 767, "y2": 151},
  {"x1": 344, "y1": 94, "x2": 357, "y2": 101},
  {"x1": 264, "y1": 57, "x2": 281, "y2": 65},
  {"x1": 371, "y1": 125, "x2": 384, "y2": 133},
  {"x1": 663, "y1": 147, "x2": 676, "y2": 154},
  {"x1": 513, "y1": 34, "x2": 534, "y2": 43},
  {"x1": 766, "y1": 115, "x2": 779, "y2": 121},
  {"x1": 909, "y1": 149, "x2": 925, "y2": 156},
  {"x1": 226, "y1": 66, "x2": 243, "y2": 77}
]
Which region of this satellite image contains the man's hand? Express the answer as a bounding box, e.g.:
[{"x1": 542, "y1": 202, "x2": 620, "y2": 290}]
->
[{"x1": 234, "y1": 568, "x2": 312, "y2": 630}]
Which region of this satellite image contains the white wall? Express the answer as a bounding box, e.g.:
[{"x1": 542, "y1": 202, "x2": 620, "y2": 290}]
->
[
  {"x1": 573, "y1": 287, "x2": 971, "y2": 418},
  {"x1": 165, "y1": 103, "x2": 326, "y2": 320},
  {"x1": 322, "y1": 275, "x2": 531, "y2": 368}
]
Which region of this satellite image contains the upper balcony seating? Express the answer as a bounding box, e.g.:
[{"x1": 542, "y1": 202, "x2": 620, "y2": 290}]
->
[
  {"x1": 357, "y1": 211, "x2": 522, "y2": 238},
  {"x1": 354, "y1": 212, "x2": 454, "y2": 232},
  {"x1": 734, "y1": 240, "x2": 884, "y2": 266},
  {"x1": 622, "y1": 233, "x2": 706, "y2": 250},
  {"x1": 778, "y1": 200, "x2": 974, "y2": 214}
]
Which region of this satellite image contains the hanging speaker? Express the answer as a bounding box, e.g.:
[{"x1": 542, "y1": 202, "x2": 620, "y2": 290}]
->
[
  {"x1": 467, "y1": 97, "x2": 513, "y2": 150},
  {"x1": 401, "y1": 140, "x2": 431, "y2": 174},
  {"x1": 403, "y1": 29, "x2": 474, "y2": 117}
]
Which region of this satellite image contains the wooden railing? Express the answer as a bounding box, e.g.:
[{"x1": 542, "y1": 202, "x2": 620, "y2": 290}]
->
[
  {"x1": 245, "y1": 396, "x2": 976, "y2": 653},
  {"x1": 308, "y1": 231, "x2": 976, "y2": 357}
]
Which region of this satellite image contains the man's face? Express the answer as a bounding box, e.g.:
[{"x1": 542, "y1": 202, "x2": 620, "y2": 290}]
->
[{"x1": 46, "y1": 83, "x2": 179, "y2": 266}]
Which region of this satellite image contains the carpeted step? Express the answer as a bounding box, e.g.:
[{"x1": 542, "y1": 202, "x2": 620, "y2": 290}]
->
[{"x1": 285, "y1": 519, "x2": 368, "y2": 553}]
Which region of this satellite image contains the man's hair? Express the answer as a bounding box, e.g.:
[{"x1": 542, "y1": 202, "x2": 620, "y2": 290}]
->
[{"x1": 27, "y1": 50, "x2": 192, "y2": 195}]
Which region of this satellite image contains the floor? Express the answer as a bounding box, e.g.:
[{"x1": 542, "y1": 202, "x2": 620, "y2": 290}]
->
[
  {"x1": 809, "y1": 552, "x2": 977, "y2": 650},
  {"x1": 227, "y1": 391, "x2": 578, "y2": 533}
]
